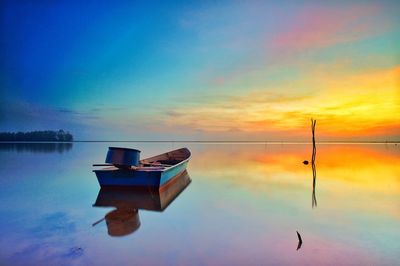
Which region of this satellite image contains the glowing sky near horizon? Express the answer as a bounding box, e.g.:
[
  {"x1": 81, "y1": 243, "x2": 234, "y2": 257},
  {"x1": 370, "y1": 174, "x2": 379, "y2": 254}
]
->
[{"x1": 1, "y1": 1, "x2": 399, "y2": 140}]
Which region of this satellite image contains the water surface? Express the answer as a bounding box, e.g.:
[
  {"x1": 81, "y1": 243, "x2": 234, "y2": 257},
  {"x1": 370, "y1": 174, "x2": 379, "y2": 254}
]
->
[{"x1": 0, "y1": 142, "x2": 399, "y2": 265}]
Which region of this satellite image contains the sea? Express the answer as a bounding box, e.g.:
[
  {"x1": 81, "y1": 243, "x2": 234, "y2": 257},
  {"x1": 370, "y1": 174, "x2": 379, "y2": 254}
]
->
[{"x1": 0, "y1": 142, "x2": 399, "y2": 265}]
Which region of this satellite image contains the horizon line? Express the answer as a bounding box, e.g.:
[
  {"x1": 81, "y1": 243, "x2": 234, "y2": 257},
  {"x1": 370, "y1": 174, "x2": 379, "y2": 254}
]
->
[{"x1": 0, "y1": 140, "x2": 399, "y2": 144}]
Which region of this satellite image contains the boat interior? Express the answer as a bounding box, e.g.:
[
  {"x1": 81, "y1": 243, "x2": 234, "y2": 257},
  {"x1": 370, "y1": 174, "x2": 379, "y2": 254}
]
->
[
  {"x1": 140, "y1": 148, "x2": 191, "y2": 167},
  {"x1": 93, "y1": 148, "x2": 191, "y2": 170}
]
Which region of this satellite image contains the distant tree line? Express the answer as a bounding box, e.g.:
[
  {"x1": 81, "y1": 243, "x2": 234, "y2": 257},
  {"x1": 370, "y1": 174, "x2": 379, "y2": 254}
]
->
[{"x1": 0, "y1": 130, "x2": 73, "y2": 142}]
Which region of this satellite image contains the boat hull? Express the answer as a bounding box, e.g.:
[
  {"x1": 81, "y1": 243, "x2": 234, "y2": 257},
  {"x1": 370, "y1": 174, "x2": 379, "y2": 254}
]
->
[
  {"x1": 94, "y1": 170, "x2": 192, "y2": 211},
  {"x1": 94, "y1": 160, "x2": 189, "y2": 188}
]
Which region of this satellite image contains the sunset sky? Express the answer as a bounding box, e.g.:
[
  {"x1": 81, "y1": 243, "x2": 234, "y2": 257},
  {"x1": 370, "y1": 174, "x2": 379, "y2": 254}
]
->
[{"x1": 1, "y1": 1, "x2": 399, "y2": 140}]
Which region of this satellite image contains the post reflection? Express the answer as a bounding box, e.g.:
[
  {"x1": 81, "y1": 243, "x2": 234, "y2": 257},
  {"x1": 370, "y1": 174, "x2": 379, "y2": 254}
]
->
[
  {"x1": 312, "y1": 160, "x2": 317, "y2": 208},
  {"x1": 92, "y1": 170, "x2": 191, "y2": 237},
  {"x1": 311, "y1": 119, "x2": 317, "y2": 209}
]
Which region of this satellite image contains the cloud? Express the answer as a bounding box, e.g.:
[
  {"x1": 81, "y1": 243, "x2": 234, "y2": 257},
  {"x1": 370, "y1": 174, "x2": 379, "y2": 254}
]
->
[
  {"x1": 90, "y1": 107, "x2": 125, "y2": 112},
  {"x1": 270, "y1": 4, "x2": 385, "y2": 54},
  {"x1": 156, "y1": 65, "x2": 400, "y2": 140},
  {"x1": 198, "y1": 3, "x2": 397, "y2": 96},
  {"x1": 165, "y1": 110, "x2": 184, "y2": 118},
  {"x1": 57, "y1": 108, "x2": 79, "y2": 114}
]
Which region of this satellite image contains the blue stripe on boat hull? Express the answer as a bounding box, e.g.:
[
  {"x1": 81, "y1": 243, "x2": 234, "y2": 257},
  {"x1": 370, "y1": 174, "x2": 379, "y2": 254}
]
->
[{"x1": 160, "y1": 161, "x2": 188, "y2": 186}]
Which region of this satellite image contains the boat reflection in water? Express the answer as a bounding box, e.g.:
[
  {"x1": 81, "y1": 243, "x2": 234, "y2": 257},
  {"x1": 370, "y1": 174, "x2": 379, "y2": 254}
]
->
[{"x1": 93, "y1": 170, "x2": 191, "y2": 237}]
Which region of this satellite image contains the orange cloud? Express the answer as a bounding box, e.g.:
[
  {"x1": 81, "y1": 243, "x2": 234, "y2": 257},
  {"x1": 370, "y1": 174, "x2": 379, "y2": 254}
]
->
[{"x1": 158, "y1": 65, "x2": 400, "y2": 140}]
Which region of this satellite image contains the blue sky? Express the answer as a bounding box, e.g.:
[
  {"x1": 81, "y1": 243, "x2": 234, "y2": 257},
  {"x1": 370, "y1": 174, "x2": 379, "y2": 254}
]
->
[{"x1": 1, "y1": 1, "x2": 399, "y2": 140}]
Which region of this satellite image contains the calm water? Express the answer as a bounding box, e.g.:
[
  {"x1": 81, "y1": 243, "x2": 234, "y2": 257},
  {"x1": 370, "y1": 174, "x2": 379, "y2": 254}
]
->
[{"x1": 0, "y1": 142, "x2": 399, "y2": 265}]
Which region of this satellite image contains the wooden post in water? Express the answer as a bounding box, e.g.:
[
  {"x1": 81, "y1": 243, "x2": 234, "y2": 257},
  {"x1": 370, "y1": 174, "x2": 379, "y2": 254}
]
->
[{"x1": 311, "y1": 119, "x2": 316, "y2": 161}]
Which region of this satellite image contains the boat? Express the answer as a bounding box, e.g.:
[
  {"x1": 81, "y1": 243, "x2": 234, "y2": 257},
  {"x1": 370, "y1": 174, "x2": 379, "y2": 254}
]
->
[
  {"x1": 92, "y1": 170, "x2": 191, "y2": 237},
  {"x1": 93, "y1": 147, "x2": 191, "y2": 188}
]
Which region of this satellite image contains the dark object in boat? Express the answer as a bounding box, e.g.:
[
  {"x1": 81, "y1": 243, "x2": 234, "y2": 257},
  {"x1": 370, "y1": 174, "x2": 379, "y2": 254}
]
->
[
  {"x1": 296, "y1": 231, "x2": 303, "y2": 250},
  {"x1": 106, "y1": 147, "x2": 141, "y2": 168},
  {"x1": 303, "y1": 160, "x2": 309, "y2": 165}
]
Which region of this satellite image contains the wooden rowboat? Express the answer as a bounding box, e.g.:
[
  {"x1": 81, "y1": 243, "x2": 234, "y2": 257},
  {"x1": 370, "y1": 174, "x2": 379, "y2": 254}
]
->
[{"x1": 93, "y1": 147, "x2": 191, "y2": 188}]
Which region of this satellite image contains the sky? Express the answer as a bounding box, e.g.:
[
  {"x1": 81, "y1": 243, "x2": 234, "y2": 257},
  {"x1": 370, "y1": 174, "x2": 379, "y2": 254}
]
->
[{"x1": 1, "y1": 0, "x2": 399, "y2": 141}]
